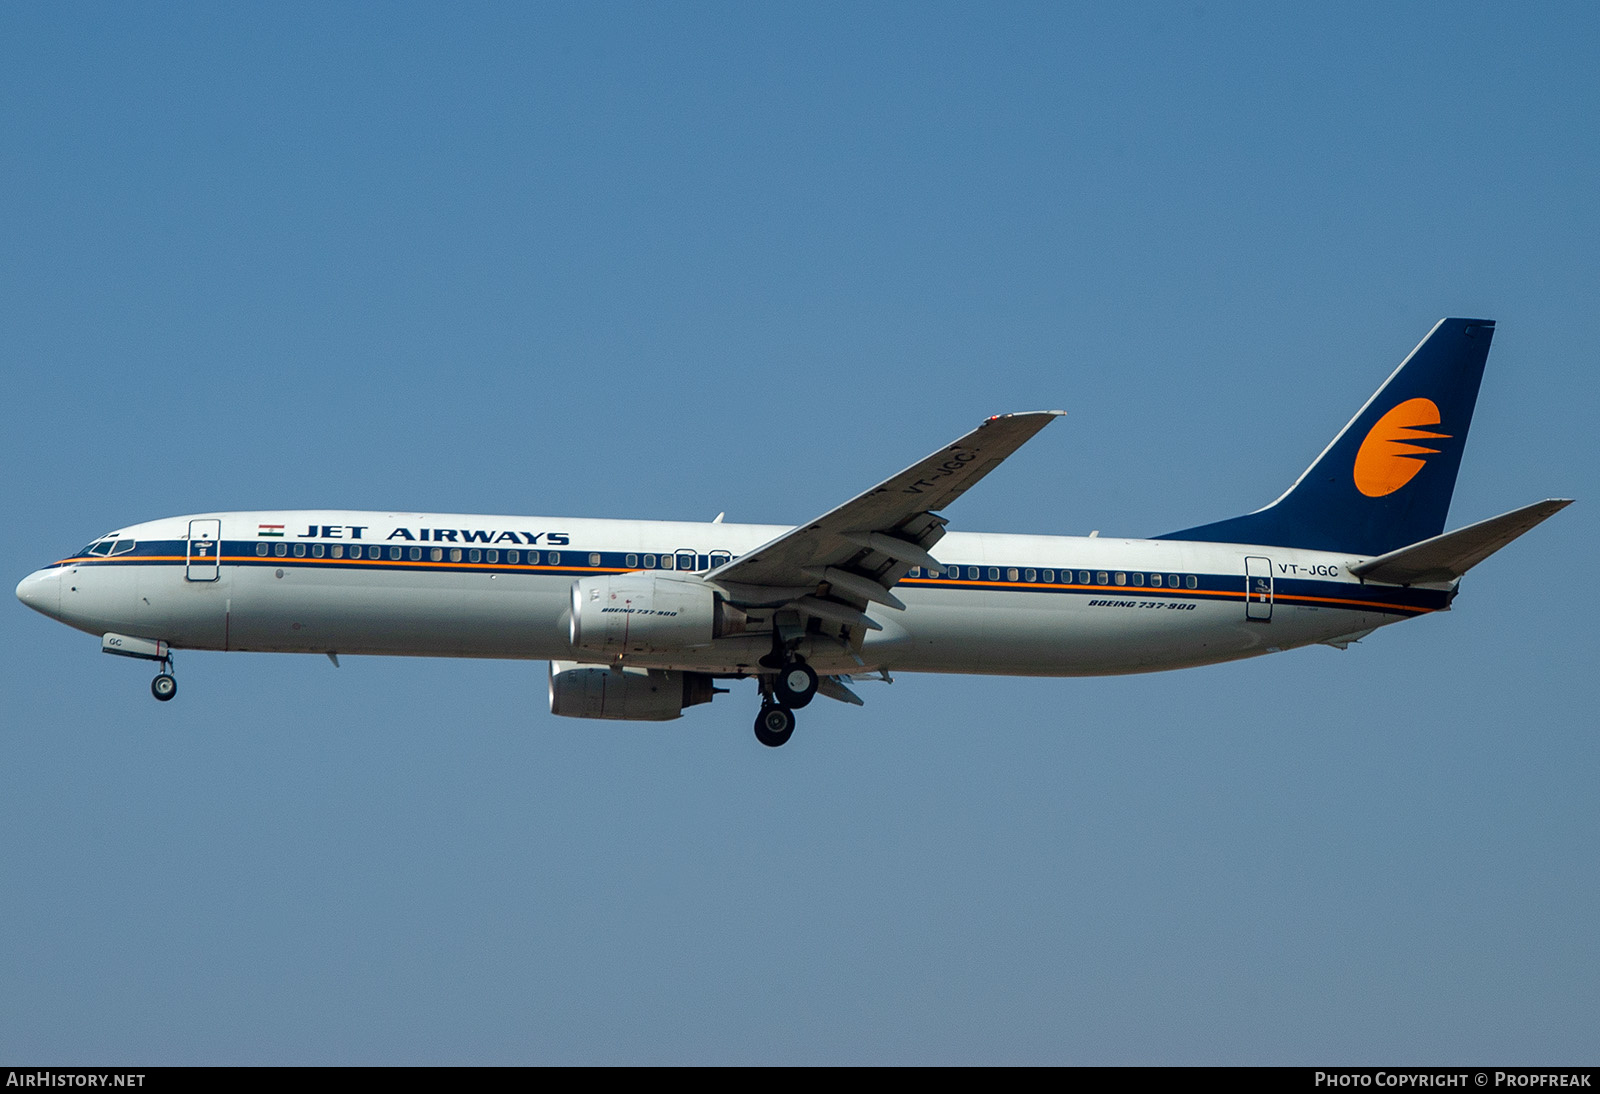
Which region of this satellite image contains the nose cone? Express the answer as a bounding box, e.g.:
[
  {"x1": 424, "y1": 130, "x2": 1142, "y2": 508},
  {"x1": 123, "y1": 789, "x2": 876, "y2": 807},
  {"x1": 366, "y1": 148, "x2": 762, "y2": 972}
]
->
[{"x1": 16, "y1": 568, "x2": 61, "y2": 620}]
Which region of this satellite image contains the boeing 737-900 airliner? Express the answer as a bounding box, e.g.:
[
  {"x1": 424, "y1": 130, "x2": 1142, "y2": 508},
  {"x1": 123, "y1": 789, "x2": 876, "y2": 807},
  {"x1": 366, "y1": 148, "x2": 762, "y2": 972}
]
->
[{"x1": 16, "y1": 319, "x2": 1570, "y2": 746}]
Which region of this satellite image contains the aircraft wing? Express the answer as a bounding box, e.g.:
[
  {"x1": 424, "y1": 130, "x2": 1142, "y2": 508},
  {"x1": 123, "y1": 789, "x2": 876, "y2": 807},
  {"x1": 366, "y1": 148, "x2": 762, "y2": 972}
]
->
[{"x1": 706, "y1": 411, "x2": 1064, "y2": 628}]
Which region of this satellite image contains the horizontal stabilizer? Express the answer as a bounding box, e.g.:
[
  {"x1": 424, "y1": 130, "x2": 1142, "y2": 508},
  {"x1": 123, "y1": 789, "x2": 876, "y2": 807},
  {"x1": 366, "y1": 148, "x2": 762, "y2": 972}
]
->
[{"x1": 1349, "y1": 499, "x2": 1572, "y2": 585}]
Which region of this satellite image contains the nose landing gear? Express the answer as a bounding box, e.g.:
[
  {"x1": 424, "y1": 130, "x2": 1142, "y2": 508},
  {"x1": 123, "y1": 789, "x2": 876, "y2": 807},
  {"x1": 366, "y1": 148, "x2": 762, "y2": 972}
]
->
[
  {"x1": 151, "y1": 655, "x2": 177, "y2": 702},
  {"x1": 100, "y1": 633, "x2": 179, "y2": 703}
]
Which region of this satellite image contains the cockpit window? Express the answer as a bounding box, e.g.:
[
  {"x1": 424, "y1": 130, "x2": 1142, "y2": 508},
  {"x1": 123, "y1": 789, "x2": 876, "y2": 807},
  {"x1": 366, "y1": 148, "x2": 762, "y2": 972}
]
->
[
  {"x1": 82, "y1": 537, "x2": 135, "y2": 557},
  {"x1": 79, "y1": 531, "x2": 140, "y2": 558}
]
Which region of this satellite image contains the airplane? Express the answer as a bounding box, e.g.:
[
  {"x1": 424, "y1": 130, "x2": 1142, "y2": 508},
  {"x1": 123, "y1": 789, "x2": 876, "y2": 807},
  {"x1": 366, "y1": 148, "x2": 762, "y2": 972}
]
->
[{"x1": 15, "y1": 318, "x2": 1571, "y2": 747}]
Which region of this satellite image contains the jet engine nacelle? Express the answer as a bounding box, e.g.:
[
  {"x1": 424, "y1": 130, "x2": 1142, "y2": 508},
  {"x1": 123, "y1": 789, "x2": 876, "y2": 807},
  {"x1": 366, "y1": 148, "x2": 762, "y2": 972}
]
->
[
  {"x1": 548, "y1": 660, "x2": 717, "y2": 721},
  {"x1": 568, "y1": 573, "x2": 743, "y2": 656}
]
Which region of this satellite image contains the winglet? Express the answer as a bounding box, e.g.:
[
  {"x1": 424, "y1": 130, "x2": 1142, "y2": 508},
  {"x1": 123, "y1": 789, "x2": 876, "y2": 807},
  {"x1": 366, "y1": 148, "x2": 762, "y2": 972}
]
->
[{"x1": 988, "y1": 410, "x2": 1066, "y2": 421}]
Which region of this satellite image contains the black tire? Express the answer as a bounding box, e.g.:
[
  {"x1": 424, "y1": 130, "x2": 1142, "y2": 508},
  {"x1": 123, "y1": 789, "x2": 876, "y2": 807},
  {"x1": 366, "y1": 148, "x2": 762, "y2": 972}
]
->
[
  {"x1": 151, "y1": 674, "x2": 177, "y2": 702},
  {"x1": 753, "y1": 704, "x2": 796, "y2": 748},
  {"x1": 773, "y1": 661, "x2": 818, "y2": 709}
]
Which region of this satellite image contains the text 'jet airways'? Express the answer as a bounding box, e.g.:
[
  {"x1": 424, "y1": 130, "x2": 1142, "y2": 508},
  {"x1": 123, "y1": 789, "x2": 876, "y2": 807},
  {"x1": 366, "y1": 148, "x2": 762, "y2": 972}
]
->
[{"x1": 16, "y1": 319, "x2": 1570, "y2": 746}]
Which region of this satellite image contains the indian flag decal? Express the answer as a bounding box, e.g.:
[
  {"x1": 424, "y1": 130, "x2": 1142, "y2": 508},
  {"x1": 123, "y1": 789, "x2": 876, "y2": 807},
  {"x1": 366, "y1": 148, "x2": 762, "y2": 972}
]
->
[{"x1": 258, "y1": 524, "x2": 285, "y2": 537}]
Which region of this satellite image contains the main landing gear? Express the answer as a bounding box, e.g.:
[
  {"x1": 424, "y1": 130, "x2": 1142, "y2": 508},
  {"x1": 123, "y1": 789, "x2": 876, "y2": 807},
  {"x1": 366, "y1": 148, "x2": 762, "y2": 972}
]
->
[
  {"x1": 774, "y1": 661, "x2": 817, "y2": 708},
  {"x1": 753, "y1": 658, "x2": 818, "y2": 747},
  {"x1": 754, "y1": 703, "x2": 795, "y2": 748}
]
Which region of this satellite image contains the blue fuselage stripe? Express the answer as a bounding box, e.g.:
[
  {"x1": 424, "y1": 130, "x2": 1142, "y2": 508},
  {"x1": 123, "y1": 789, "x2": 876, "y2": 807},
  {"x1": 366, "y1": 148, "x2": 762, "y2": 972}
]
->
[{"x1": 50, "y1": 539, "x2": 1450, "y2": 618}]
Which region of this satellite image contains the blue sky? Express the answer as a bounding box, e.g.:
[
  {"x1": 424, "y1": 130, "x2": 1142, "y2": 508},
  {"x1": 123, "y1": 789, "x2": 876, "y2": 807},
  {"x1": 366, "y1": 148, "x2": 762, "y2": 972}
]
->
[{"x1": 3, "y1": 3, "x2": 1596, "y2": 1063}]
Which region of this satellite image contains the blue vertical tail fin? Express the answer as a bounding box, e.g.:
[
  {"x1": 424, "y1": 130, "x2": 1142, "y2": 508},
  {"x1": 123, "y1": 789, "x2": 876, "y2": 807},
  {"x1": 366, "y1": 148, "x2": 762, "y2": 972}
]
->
[{"x1": 1156, "y1": 318, "x2": 1495, "y2": 556}]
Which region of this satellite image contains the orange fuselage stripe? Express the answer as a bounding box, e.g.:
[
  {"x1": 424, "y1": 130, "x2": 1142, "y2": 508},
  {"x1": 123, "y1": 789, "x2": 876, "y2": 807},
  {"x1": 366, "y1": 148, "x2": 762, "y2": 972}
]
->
[{"x1": 55, "y1": 556, "x2": 1434, "y2": 614}]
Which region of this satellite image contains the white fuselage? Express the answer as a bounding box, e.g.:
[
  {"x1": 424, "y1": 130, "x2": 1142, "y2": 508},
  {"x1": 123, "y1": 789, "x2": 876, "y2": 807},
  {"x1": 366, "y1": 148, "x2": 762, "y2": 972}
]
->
[{"x1": 17, "y1": 510, "x2": 1449, "y2": 679}]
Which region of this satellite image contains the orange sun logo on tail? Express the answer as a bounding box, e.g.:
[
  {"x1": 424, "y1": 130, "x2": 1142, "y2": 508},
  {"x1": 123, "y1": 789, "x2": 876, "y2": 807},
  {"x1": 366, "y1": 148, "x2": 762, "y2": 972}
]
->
[{"x1": 1353, "y1": 398, "x2": 1450, "y2": 497}]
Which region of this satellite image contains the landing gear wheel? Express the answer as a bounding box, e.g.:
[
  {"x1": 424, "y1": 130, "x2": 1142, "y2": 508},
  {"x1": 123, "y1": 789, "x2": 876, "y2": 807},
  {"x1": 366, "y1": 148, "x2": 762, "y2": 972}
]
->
[
  {"x1": 151, "y1": 673, "x2": 177, "y2": 702},
  {"x1": 774, "y1": 661, "x2": 818, "y2": 709},
  {"x1": 754, "y1": 704, "x2": 796, "y2": 748}
]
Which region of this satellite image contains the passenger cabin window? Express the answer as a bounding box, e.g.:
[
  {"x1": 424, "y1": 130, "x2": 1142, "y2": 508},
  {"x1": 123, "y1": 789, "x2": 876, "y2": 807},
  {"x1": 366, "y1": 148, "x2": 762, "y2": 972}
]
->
[
  {"x1": 275, "y1": 543, "x2": 288, "y2": 557},
  {"x1": 677, "y1": 552, "x2": 695, "y2": 571},
  {"x1": 1042, "y1": 569, "x2": 1054, "y2": 582},
  {"x1": 909, "y1": 566, "x2": 921, "y2": 577},
  {"x1": 527, "y1": 551, "x2": 539, "y2": 565},
  {"x1": 312, "y1": 544, "x2": 325, "y2": 558},
  {"x1": 331, "y1": 545, "x2": 344, "y2": 559},
  {"x1": 626, "y1": 554, "x2": 638, "y2": 568},
  {"x1": 710, "y1": 552, "x2": 730, "y2": 567},
  {"x1": 469, "y1": 549, "x2": 481, "y2": 563},
  {"x1": 1150, "y1": 573, "x2": 1163, "y2": 587},
  {"x1": 293, "y1": 543, "x2": 306, "y2": 557},
  {"x1": 487, "y1": 550, "x2": 499, "y2": 563},
  {"x1": 430, "y1": 548, "x2": 443, "y2": 561},
  {"x1": 548, "y1": 552, "x2": 560, "y2": 565},
  {"x1": 968, "y1": 567, "x2": 979, "y2": 579},
  {"x1": 1186, "y1": 575, "x2": 1198, "y2": 589},
  {"x1": 1131, "y1": 572, "x2": 1144, "y2": 586},
  {"x1": 1079, "y1": 571, "x2": 1090, "y2": 584},
  {"x1": 661, "y1": 555, "x2": 674, "y2": 570},
  {"x1": 1114, "y1": 572, "x2": 1125, "y2": 585},
  {"x1": 1007, "y1": 568, "x2": 1019, "y2": 581},
  {"x1": 589, "y1": 553, "x2": 601, "y2": 566},
  {"x1": 1096, "y1": 571, "x2": 1108, "y2": 585},
  {"x1": 987, "y1": 568, "x2": 1000, "y2": 580},
  {"x1": 1025, "y1": 569, "x2": 1036, "y2": 581},
  {"x1": 256, "y1": 543, "x2": 269, "y2": 557},
  {"x1": 508, "y1": 550, "x2": 520, "y2": 564},
  {"x1": 409, "y1": 547, "x2": 421, "y2": 561},
  {"x1": 389, "y1": 546, "x2": 402, "y2": 560},
  {"x1": 1168, "y1": 574, "x2": 1180, "y2": 588},
  {"x1": 643, "y1": 554, "x2": 656, "y2": 568}
]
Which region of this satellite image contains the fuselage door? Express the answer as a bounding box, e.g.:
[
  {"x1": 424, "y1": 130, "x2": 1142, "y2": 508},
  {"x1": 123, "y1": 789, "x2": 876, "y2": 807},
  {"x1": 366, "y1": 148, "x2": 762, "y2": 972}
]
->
[
  {"x1": 186, "y1": 519, "x2": 222, "y2": 582},
  {"x1": 1245, "y1": 555, "x2": 1273, "y2": 621}
]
